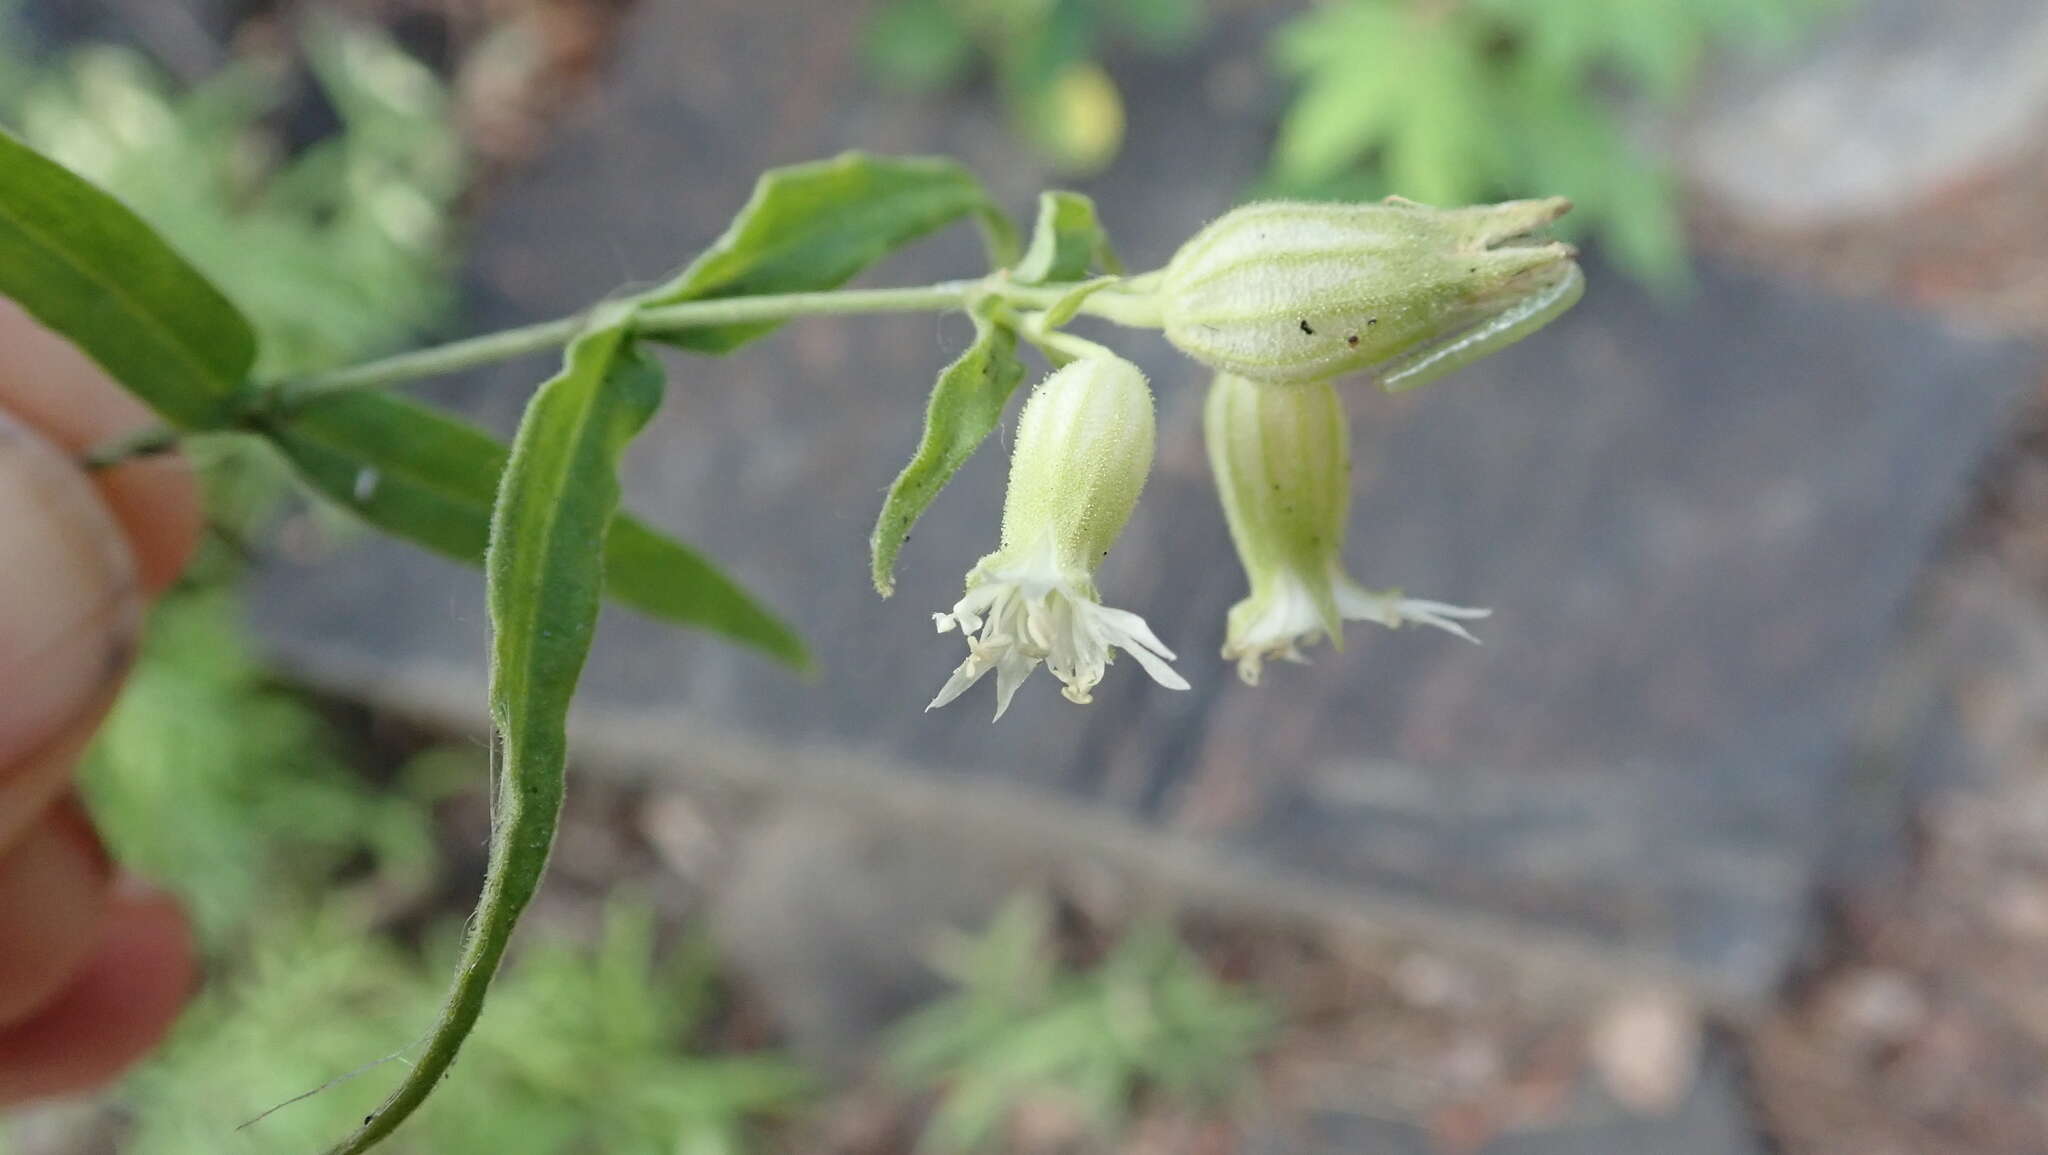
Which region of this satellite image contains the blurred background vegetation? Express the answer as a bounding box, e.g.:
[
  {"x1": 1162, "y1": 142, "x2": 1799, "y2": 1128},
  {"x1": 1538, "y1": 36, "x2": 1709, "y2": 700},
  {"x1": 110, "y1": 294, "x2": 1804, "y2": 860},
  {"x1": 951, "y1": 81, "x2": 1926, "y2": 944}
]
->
[{"x1": 864, "y1": 0, "x2": 1833, "y2": 283}]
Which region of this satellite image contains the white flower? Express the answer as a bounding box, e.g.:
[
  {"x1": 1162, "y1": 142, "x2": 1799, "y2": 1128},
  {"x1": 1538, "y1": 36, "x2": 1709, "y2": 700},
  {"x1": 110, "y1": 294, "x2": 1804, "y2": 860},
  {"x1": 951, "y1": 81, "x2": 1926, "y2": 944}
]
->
[
  {"x1": 1206, "y1": 371, "x2": 1489, "y2": 685},
  {"x1": 928, "y1": 354, "x2": 1189, "y2": 719},
  {"x1": 1223, "y1": 564, "x2": 1489, "y2": 685},
  {"x1": 930, "y1": 537, "x2": 1188, "y2": 718}
]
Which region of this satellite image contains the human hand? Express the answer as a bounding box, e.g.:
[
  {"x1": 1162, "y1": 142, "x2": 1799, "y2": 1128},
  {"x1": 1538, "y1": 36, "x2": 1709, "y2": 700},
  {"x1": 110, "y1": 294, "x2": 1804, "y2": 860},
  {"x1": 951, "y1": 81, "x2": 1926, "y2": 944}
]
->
[{"x1": 0, "y1": 300, "x2": 199, "y2": 1103}]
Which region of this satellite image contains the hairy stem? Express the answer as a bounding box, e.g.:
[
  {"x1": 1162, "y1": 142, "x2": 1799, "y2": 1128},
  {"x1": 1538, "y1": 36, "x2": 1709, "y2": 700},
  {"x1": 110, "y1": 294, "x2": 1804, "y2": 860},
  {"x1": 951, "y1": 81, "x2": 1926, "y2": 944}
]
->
[
  {"x1": 283, "y1": 278, "x2": 1157, "y2": 402},
  {"x1": 77, "y1": 275, "x2": 1165, "y2": 470}
]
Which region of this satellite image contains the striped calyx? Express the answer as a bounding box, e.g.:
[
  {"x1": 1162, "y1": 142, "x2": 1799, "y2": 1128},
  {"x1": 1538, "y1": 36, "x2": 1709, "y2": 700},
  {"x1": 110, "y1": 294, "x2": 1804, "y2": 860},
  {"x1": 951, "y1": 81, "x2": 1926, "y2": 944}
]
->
[
  {"x1": 1205, "y1": 372, "x2": 1489, "y2": 683},
  {"x1": 1161, "y1": 197, "x2": 1578, "y2": 387}
]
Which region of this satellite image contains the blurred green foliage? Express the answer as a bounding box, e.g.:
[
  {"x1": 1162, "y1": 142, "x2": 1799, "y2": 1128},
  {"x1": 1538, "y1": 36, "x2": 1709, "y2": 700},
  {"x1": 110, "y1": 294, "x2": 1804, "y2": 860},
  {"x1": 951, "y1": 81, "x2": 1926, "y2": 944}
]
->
[
  {"x1": 0, "y1": 3, "x2": 468, "y2": 545},
  {"x1": 0, "y1": 12, "x2": 461, "y2": 376},
  {"x1": 888, "y1": 895, "x2": 1277, "y2": 1152},
  {"x1": 115, "y1": 899, "x2": 811, "y2": 1155},
  {"x1": 1269, "y1": 0, "x2": 1827, "y2": 283},
  {"x1": 866, "y1": 0, "x2": 1831, "y2": 283},
  {"x1": 77, "y1": 587, "x2": 452, "y2": 945},
  {"x1": 865, "y1": 0, "x2": 1207, "y2": 173}
]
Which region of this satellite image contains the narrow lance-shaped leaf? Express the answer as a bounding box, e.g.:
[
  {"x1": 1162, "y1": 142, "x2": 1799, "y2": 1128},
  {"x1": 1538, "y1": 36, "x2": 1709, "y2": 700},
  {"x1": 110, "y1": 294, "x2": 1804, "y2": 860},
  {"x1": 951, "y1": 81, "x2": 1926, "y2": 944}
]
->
[
  {"x1": 1012, "y1": 190, "x2": 1120, "y2": 285},
  {"x1": 327, "y1": 308, "x2": 660, "y2": 1155},
  {"x1": 262, "y1": 388, "x2": 805, "y2": 667},
  {"x1": 643, "y1": 151, "x2": 1018, "y2": 354},
  {"x1": 870, "y1": 305, "x2": 1027, "y2": 596},
  {"x1": 0, "y1": 129, "x2": 255, "y2": 429}
]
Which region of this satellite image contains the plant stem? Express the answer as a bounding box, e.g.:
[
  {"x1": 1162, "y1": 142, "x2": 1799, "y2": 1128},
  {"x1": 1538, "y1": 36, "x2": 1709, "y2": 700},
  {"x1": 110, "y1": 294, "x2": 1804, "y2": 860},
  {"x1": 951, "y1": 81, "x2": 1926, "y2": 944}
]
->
[
  {"x1": 282, "y1": 278, "x2": 1158, "y2": 405},
  {"x1": 636, "y1": 282, "x2": 977, "y2": 332},
  {"x1": 283, "y1": 315, "x2": 589, "y2": 404},
  {"x1": 81, "y1": 424, "x2": 183, "y2": 471},
  {"x1": 78, "y1": 275, "x2": 1166, "y2": 469},
  {"x1": 281, "y1": 283, "x2": 971, "y2": 406}
]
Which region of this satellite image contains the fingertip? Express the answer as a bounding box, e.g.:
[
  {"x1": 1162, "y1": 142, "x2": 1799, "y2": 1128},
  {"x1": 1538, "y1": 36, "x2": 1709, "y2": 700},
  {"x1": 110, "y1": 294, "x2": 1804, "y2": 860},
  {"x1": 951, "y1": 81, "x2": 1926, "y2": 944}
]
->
[
  {"x1": 0, "y1": 301, "x2": 204, "y2": 597},
  {"x1": 0, "y1": 884, "x2": 196, "y2": 1105},
  {"x1": 0, "y1": 804, "x2": 112, "y2": 1025},
  {"x1": 94, "y1": 453, "x2": 204, "y2": 596}
]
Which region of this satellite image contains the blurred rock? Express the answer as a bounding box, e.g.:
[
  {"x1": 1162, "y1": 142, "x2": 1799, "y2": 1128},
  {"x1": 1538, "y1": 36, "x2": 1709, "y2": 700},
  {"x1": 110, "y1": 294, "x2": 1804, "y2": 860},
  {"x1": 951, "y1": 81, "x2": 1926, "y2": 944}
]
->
[
  {"x1": 11, "y1": 0, "x2": 234, "y2": 80},
  {"x1": 1254, "y1": 1042, "x2": 1765, "y2": 1155},
  {"x1": 636, "y1": 788, "x2": 726, "y2": 886},
  {"x1": 1748, "y1": 400, "x2": 2048, "y2": 1155},
  {"x1": 1682, "y1": 0, "x2": 2048, "y2": 230},
  {"x1": 1820, "y1": 968, "x2": 1927, "y2": 1049},
  {"x1": 708, "y1": 807, "x2": 1022, "y2": 1072},
  {"x1": 1587, "y1": 987, "x2": 1702, "y2": 1116}
]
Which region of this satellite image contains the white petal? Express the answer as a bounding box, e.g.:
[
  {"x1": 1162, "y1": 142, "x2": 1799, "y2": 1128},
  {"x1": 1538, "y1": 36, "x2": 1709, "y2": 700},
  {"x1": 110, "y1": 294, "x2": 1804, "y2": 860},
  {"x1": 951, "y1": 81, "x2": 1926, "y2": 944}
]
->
[
  {"x1": 1118, "y1": 635, "x2": 1190, "y2": 690},
  {"x1": 1396, "y1": 599, "x2": 1490, "y2": 644},
  {"x1": 1089, "y1": 604, "x2": 1179, "y2": 661},
  {"x1": 927, "y1": 656, "x2": 991, "y2": 711},
  {"x1": 1336, "y1": 583, "x2": 1489, "y2": 643},
  {"x1": 927, "y1": 564, "x2": 1184, "y2": 717},
  {"x1": 992, "y1": 649, "x2": 1038, "y2": 720}
]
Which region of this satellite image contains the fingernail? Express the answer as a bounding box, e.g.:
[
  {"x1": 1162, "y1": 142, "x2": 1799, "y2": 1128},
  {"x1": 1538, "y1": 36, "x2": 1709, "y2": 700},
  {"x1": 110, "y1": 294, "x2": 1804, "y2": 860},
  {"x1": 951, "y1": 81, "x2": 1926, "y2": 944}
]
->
[{"x1": 0, "y1": 410, "x2": 139, "y2": 772}]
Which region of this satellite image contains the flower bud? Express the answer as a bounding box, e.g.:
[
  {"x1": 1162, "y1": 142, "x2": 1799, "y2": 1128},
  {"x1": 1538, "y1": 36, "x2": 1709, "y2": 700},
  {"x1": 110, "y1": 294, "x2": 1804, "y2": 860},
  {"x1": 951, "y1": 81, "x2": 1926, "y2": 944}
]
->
[
  {"x1": 1205, "y1": 372, "x2": 1488, "y2": 683},
  {"x1": 929, "y1": 354, "x2": 1187, "y2": 718},
  {"x1": 1162, "y1": 198, "x2": 1581, "y2": 388}
]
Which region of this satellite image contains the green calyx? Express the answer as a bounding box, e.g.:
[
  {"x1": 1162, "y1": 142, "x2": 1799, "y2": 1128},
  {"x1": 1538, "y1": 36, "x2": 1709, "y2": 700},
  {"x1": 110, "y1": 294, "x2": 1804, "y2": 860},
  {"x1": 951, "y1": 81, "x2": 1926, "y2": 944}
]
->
[
  {"x1": 998, "y1": 353, "x2": 1158, "y2": 577},
  {"x1": 1160, "y1": 197, "x2": 1581, "y2": 388}
]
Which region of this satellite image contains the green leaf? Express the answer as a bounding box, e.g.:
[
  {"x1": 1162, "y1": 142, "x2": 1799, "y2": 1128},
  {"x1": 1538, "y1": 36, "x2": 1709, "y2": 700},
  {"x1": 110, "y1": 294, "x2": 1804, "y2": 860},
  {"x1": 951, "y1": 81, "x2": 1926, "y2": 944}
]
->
[
  {"x1": 1012, "y1": 190, "x2": 1120, "y2": 284},
  {"x1": 0, "y1": 128, "x2": 256, "y2": 429},
  {"x1": 325, "y1": 308, "x2": 661, "y2": 1155},
  {"x1": 602, "y1": 518, "x2": 805, "y2": 666},
  {"x1": 869, "y1": 305, "x2": 1027, "y2": 596},
  {"x1": 264, "y1": 388, "x2": 805, "y2": 666},
  {"x1": 643, "y1": 152, "x2": 1017, "y2": 353}
]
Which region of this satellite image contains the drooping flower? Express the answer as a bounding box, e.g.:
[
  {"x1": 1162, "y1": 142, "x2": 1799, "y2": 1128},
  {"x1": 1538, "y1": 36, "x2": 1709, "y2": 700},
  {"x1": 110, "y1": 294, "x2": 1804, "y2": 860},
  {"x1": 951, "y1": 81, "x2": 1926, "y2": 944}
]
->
[
  {"x1": 1160, "y1": 197, "x2": 1582, "y2": 389},
  {"x1": 1205, "y1": 371, "x2": 1488, "y2": 684},
  {"x1": 930, "y1": 353, "x2": 1189, "y2": 718}
]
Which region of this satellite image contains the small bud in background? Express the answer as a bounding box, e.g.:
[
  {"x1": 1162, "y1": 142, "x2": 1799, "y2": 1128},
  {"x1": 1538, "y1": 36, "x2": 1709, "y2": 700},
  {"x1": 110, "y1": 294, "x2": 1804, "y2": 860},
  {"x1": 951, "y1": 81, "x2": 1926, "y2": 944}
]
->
[
  {"x1": 1205, "y1": 372, "x2": 1488, "y2": 684},
  {"x1": 1027, "y1": 61, "x2": 1126, "y2": 176},
  {"x1": 1161, "y1": 197, "x2": 1581, "y2": 388},
  {"x1": 930, "y1": 353, "x2": 1187, "y2": 718}
]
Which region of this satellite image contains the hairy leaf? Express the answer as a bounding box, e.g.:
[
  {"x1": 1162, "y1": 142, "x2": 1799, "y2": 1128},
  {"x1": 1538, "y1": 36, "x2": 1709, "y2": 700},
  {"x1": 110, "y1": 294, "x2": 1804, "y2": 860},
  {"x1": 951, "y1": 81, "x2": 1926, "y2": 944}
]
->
[
  {"x1": 645, "y1": 152, "x2": 1017, "y2": 353},
  {"x1": 265, "y1": 388, "x2": 805, "y2": 666},
  {"x1": 1012, "y1": 190, "x2": 1120, "y2": 284},
  {"x1": 0, "y1": 129, "x2": 255, "y2": 429},
  {"x1": 327, "y1": 308, "x2": 660, "y2": 1154},
  {"x1": 870, "y1": 307, "x2": 1027, "y2": 596}
]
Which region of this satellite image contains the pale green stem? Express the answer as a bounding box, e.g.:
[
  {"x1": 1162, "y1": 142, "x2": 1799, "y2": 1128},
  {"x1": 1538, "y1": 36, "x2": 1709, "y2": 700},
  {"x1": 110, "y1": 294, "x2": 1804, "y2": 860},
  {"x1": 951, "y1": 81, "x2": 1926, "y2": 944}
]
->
[
  {"x1": 1014, "y1": 310, "x2": 1121, "y2": 363},
  {"x1": 80, "y1": 274, "x2": 1168, "y2": 469},
  {"x1": 282, "y1": 278, "x2": 1163, "y2": 403}
]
